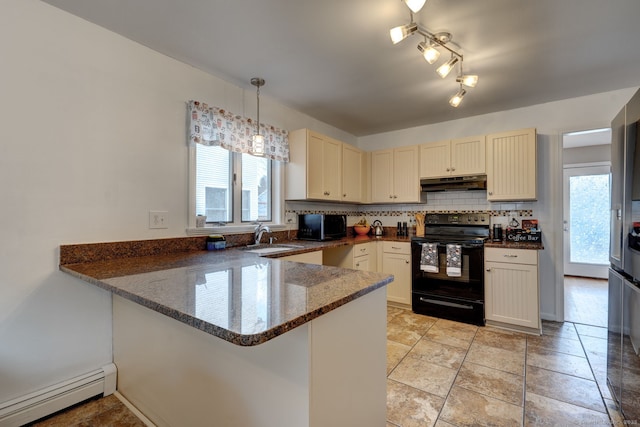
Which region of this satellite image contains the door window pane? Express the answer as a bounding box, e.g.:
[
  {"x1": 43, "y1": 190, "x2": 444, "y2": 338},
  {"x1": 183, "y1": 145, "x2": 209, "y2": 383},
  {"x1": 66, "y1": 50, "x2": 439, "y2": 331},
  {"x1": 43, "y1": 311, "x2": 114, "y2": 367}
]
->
[
  {"x1": 241, "y1": 153, "x2": 271, "y2": 222},
  {"x1": 569, "y1": 174, "x2": 610, "y2": 265}
]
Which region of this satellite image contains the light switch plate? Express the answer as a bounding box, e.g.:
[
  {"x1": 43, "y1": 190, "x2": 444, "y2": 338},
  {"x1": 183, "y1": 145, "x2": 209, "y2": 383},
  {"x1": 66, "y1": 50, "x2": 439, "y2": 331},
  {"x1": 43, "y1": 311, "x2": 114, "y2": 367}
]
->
[{"x1": 149, "y1": 211, "x2": 168, "y2": 229}]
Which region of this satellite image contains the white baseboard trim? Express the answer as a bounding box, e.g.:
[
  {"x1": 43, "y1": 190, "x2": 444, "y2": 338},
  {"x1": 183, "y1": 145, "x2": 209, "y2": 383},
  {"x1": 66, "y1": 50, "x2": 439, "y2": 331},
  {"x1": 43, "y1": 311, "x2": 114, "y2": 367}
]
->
[
  {"x1": 114, "y1": 391, "x2": 156, "y2": 427},
  {"x1": 0, "y1": 363, "x2": 117, "y2": 427}
]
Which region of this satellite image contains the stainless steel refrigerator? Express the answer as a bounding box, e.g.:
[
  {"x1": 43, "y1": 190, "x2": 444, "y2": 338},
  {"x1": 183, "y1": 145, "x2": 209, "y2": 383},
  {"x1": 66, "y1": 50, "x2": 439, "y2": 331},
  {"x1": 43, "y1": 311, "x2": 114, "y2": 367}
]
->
[{"x1": 607, "y1": 88, "x2": 640, "y2": 422}]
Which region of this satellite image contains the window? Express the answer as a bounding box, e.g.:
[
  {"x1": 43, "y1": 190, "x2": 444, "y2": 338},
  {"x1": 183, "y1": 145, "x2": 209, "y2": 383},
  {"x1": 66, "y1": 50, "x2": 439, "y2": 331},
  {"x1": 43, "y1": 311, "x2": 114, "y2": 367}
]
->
[
  {"x1": 241, "y1": 153, "x2": 271, "y2": 222},
  {"x1": 193, "y1": 144, "x2": 275, "y2": 227}
]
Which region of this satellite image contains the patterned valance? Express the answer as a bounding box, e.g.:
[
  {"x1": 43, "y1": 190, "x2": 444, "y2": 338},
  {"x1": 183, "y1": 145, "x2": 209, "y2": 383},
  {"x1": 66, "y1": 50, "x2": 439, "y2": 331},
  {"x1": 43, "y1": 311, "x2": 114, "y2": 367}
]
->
[{"x1": 188, "y1": 100, "x2": 289, "y2": 162}]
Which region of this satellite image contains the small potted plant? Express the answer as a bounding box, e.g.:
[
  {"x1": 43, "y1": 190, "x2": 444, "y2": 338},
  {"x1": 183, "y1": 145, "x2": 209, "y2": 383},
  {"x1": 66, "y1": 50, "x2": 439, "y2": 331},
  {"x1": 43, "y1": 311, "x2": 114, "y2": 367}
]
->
[{"x1": 353, "y1": 218, "x2": 371, "y2": 236}]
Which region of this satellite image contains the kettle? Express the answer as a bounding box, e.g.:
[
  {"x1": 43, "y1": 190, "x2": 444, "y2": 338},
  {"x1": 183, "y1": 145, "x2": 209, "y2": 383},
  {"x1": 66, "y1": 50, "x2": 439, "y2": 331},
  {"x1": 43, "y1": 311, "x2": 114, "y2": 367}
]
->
[{"x1": 372, "y1": 220, "x2": 384, "y2": 236}]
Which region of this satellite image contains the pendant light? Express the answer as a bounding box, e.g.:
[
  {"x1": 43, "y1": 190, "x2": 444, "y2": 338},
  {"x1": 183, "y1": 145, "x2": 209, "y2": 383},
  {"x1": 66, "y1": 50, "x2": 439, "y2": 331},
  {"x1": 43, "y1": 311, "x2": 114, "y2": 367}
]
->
[{"x1": 250, "y1": 77, "x2": 265, "y2": 156}]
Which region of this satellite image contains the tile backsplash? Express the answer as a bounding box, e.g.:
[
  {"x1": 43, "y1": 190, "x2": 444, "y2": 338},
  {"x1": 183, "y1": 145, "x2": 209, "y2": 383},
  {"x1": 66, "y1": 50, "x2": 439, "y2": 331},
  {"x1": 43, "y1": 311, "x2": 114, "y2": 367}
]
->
[{"x1": 286, "y1": 190, "x2": 536, "y2": 229}]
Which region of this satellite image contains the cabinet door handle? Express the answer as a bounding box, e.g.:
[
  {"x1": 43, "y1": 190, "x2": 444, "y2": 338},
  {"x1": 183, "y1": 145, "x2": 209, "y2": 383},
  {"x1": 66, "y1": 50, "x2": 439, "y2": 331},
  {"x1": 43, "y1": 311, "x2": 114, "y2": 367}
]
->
[
  {"x1": 503, "y1": 254, "x2": 518, "y2": 258},
  {"x1": 486, "y1": 268, "x2": 491, "y2": 272},
  {"x1": 451, "y1": 167, "x2": 455, "y2": 171},
  {"x1": 392, "y1": 246, "x2": 401, "y2": 250},
  {"x1": 405, "y1": 260, "x2": 410, "y2": 264},
  {"x1": 343, "y1": 193, "x2": 347, "y2": 197},
  {"x1": 393, "y1": 195, "x2": 398, "y2": 199},
  {"x1": 488, "y1": 191, "x2": 493, "y2": 195},
  {"x1": 355, "y1": 263, "x2": 360, "y2": 267},
  {"x1": 446, "y1": 168, "x2": 450, "y2": 172},
  {"x1": 389, "y1": 195, "x2": 393, "y2": 199},
  {"x1": 360, "y1": 248, "x2": 366, "y2": 252}
]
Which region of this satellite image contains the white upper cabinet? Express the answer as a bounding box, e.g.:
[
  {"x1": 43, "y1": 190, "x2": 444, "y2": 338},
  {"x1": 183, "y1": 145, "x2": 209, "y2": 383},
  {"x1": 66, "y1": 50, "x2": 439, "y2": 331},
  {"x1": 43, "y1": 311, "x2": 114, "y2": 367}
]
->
[
  {"x1": 286, "y1": 129, "x2": 343, "y2": 201},
  {"x1": 341, "y1": 144, "x2": 363, "y2": 202},
  {"x1": 371, "y1": 145, "x2": 420, "y2": 203},
  {"x1": 420, "y1": 136, "x2": 486, "y2": 178},
  {"x1": 486, "y1": 128, "x2": 537, "y2": 201}
]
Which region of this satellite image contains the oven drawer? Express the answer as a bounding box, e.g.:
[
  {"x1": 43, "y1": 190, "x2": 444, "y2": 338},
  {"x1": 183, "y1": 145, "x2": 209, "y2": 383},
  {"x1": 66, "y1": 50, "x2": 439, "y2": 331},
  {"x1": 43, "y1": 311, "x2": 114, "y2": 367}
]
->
[
  {"x1": 412, "y1": 293, "x2": 485, "y2": 326},
  {"x1": 484, "y1": 247, "x2": 537, "y2": 265},
  {"x1": 383, "y1": 241, "x2": 411, "y2": 255}
]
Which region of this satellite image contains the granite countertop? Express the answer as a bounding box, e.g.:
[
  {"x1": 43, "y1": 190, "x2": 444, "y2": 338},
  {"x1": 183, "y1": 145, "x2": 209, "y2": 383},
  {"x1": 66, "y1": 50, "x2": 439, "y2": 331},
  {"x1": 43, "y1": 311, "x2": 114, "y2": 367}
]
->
[
  {"x1": 60, "y1": 236, "x2": 395, "y2": 346},
  {"x1": 484, "y1": 240, "x2": 544, "y2": 250}
]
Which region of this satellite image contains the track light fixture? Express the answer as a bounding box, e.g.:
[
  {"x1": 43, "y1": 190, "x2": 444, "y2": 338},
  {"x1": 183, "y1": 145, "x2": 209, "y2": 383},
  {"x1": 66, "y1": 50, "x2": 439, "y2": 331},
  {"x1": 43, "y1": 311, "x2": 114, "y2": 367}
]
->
[{"x1": 389, "y1": 0, "x2": 478, "y2": 107}]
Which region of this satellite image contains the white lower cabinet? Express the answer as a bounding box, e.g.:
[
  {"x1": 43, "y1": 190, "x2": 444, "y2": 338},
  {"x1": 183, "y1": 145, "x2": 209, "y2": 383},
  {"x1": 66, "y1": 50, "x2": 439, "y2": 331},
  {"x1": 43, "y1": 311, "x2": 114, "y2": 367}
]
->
[
  {"x1": 323, "y1": 242, "x2": 375, "y2": 272},
  {"x1": 484, "y1": 247, "x2": 541, "y2": 334},
  {"x1": 381, "y1": 242, "x2": 411, "y2": 307}
]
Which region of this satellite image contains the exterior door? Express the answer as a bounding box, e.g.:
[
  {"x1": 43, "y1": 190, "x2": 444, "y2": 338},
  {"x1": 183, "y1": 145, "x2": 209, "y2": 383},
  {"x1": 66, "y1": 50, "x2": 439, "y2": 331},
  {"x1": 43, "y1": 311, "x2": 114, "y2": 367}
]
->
[{"x1": 563, "y1": 164, "x2": 610, "y2": 278}]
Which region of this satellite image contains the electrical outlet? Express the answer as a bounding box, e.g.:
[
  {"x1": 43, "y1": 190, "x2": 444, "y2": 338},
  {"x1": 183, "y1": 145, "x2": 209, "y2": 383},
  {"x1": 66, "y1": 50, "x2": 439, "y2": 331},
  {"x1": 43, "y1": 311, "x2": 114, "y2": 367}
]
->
[
  {"x1": 149, "y1": 211, "x2": 168, "y2": 229},
  {"x1": 285, "y1": 212, "x2": 297, "y2": 225}
]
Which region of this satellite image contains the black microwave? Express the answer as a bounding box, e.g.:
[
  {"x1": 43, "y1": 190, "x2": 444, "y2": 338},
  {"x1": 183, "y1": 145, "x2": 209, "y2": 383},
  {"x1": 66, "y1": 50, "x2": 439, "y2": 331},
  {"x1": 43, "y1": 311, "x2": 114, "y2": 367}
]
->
[{"x1": 297, "y1": 214, "x2": 347, "y2": 241}]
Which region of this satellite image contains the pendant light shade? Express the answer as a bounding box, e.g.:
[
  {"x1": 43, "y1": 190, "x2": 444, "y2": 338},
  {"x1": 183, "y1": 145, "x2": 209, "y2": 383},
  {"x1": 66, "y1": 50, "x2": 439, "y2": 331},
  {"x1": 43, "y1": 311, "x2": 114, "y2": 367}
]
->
[
  {"x1": 449, "y1": 87, "x2": 466, "y2": 107},
  {"x1": 436, "y1": 56, "x2": 459, "y2": 78},
  {"x1": 417, "y1": 41, "x2": 440, "y2": 64},
  {"x1": 457, "y1": 74, "x2": 479, "y2": 88},
  {"x1": 250, "y1": 77, "x2": 265, "y2": 156},
  {"x1": 404, "y1": 0, "x2": 427, "y2": 13},
  {"x1": 390, "y1": 23, "x2": 418, "y2": 44}
]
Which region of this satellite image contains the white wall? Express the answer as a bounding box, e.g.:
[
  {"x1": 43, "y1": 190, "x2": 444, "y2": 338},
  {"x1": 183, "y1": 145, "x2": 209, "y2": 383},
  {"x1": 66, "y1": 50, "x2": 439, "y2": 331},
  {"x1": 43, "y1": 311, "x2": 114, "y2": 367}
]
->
[
  {"x1": 0, "y1": 0, "x2": 350, "y2": 404},
  {"x1": 359, "y1": 88, "x2": 638, "y2": 321}
]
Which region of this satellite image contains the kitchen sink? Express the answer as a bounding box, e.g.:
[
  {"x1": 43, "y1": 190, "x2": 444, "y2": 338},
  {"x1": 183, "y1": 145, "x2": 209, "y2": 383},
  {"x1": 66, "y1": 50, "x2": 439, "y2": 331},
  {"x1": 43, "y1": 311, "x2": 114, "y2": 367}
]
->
[{"x1": 242, "y1": 243, "x2": 305, "y2": 254}]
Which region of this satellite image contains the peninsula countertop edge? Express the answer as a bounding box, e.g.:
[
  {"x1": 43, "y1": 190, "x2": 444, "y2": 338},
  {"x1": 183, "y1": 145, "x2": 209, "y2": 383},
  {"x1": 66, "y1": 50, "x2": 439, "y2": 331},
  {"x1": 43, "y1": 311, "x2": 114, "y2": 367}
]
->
[{"x1": 60, "y1": 240, "x2": 394, "y2": 346}]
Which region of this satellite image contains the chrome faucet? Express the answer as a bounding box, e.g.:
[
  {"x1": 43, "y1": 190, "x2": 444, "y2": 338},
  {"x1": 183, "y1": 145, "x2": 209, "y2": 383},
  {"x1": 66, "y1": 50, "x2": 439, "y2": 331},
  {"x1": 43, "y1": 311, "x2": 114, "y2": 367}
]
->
[{"x1": 254, "y1": 223, "x2": 272, "y2": 245}]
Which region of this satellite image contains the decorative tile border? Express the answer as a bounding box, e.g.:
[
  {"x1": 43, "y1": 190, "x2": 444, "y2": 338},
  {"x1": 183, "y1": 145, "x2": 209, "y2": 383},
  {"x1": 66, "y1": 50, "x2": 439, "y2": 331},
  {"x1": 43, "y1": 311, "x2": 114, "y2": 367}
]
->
[{"x1": 286, "y1": 209, "x2": 534, "y2": 217}]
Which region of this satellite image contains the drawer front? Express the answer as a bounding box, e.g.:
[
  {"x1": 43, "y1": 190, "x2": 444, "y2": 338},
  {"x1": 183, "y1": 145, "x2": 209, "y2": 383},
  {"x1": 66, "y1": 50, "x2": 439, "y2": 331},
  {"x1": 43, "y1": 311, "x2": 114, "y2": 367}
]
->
[
  {"x1": 353, "y1": 242, "x2": 371, "y2": 258},
  {"x1": 485, "y1": 247, "x2": 537, "y2": 265},
  {"x1": 353, "y1": 254, "x2": 370, "y2": 270},
  {"x1": 382, "y1": 241, "x2": 410, "y2": 255}
]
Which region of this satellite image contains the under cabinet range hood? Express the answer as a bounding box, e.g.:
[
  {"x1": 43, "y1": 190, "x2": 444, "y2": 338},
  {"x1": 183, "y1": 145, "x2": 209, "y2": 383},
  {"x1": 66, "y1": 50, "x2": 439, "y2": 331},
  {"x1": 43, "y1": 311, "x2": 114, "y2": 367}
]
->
[{"x1": 420, "y1": 175, "x2": 487, "y2": 192}]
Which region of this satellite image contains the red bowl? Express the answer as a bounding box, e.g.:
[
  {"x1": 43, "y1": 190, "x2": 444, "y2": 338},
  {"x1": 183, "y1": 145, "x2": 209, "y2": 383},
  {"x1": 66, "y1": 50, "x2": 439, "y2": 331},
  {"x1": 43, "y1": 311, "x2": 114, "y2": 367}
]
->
[{"x1": 354, "y1": 225, "x2": 370, "y2": 236}]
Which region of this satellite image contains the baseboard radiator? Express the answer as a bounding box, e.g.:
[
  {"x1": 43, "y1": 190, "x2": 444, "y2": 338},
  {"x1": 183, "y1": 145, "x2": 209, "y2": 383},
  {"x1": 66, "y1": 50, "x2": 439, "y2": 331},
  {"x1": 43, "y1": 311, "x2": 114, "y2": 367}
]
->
[{"x1": 0, "y1": 363, "x2": 116, "y2": 427}]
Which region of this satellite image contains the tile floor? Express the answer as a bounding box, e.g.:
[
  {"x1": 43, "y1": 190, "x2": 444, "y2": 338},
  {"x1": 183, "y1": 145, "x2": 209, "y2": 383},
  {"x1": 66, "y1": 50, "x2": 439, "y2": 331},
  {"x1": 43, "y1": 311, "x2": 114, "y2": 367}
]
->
[
  {"x1": 386, "y1": 306, "x2": 626, "y2": 426},
  {"x1": 28, "y1": 394, "x2": 146, "y2": 427},
  {"x1": 32, "y1": 306, "x2": 628, "y2": 427}
]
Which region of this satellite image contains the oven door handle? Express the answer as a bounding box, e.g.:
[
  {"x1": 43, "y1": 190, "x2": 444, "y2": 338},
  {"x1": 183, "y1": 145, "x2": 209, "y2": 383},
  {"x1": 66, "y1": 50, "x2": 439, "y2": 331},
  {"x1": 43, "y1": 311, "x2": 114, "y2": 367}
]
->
[
  {"x1": 413, "y1": 242, "x2": 483, "y2": 250},
  {"x1": 419, "y1": 297, "x2": 474, "y2": 310}
]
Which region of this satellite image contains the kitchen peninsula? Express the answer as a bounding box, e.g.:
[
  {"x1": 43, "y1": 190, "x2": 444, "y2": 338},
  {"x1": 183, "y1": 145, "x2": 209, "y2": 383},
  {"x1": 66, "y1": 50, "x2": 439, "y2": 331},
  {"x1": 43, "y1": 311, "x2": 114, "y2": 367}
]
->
[{"x1": 60, "y1": 238, "x2": 393, "y2": 427}]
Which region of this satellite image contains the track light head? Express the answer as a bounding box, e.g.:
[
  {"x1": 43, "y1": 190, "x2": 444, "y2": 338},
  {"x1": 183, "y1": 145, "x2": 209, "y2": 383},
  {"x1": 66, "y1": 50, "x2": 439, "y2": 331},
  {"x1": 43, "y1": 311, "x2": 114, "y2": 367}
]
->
[
  {"x1": 390, "y1": 23, "x2": 418, "y2": 44},
  {"x1": 457, "y1": 75, "x2": 478, "y2": 88},
  {"x1": 449, "y1": 87, "x2": 466, "y2": 107},
  {"x1": 417, "y1": 41, "x2": 440, "y2": 64},
  {"x1": 403, "y1": 0, "x2": 427, "y2": 13},
  {"x1": 436, "y1": 56, "x2": 459, "y2": 78}
]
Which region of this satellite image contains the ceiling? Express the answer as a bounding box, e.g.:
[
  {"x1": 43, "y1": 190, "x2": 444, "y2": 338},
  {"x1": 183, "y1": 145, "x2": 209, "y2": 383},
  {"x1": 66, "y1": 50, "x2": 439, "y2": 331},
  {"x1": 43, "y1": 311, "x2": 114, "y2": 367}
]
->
[{"x1": 41, "y1": 0, "x2": 640, "y2": 137}]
